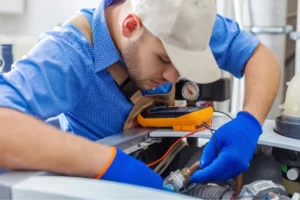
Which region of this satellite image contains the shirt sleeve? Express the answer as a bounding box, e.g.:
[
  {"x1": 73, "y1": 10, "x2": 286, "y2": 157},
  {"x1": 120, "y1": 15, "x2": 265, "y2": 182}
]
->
[
  {"x1": 210, "y1": 14, "x2": 260, "y2": 78},
  {"x1": 0, "y1": 26, "x2": 94, "y2": 120}
]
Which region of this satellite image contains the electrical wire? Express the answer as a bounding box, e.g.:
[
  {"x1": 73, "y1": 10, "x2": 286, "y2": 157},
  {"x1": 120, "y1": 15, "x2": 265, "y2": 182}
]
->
[
  {"x1": 210, "y1": 110, "x2": 233, "y2": 154},
  {"x1": 214, "y1": 111, "x2": 233, "y2": 120},
  {"x1": 154, "y1": 141, "x2": 187, "y2": 174},
  {"x1": 147, "y1": 120, "x2": 213, "y2": 167},
  {"x1": 154, "y1": 141, "x2": 186, "y2": 172},
  {"x1": 157, "y1": 142, "x2": 187, "y2": 175},
  {"x1": 147, "y1": 111, "x2": 233, "y2": 168},
  {"x1": 202, "y1": 122, "x2": 219, "y2": 156},
  {"x1": 202, "y1": 122, "x2": 216, "y2": 132}
]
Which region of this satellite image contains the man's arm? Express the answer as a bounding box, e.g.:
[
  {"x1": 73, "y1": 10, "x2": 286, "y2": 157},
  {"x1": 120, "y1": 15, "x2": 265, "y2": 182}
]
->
[
  {"x1": 209, "y1": 15, "x2": 281, "y2": 122},
  {"x1": 191, "y1": 15, "x2": 282, "y2": 184},
  {"x1": 243, "y1": 43, "x2": 281, "y2": 124},
  {"x1": 0, "y1": 107, "x2": 111, "y2": 178},
  {"x1": 0, "y1": 26, "x2": 100, "y2": 175},
  {"x1": 0, "y1": 107, "x2": 163, "y2": 189}
]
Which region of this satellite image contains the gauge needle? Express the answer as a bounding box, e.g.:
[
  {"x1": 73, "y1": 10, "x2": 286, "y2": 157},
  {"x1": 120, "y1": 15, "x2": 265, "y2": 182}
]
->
[{"x1": 187, "y1": 87, "x2": 193, "y2": 95}]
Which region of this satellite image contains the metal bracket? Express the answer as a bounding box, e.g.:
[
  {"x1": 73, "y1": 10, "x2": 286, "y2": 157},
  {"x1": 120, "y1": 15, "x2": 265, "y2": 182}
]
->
[
  {"x1": 96, "y1": 128, "x2": 163, "y2": 154},
  {"x1": 123, "y1": 138, "x2": 162, "y2": 154},
  {"x1": 244, "y1": 25, "x2": 293, "y2": 35}
]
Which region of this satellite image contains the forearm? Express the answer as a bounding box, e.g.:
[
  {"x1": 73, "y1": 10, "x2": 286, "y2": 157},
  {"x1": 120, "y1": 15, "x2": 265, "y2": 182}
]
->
[
  {"x1": 243, "y1": 43, "x2": 281, "y2": 124},
  {"x1": 0, "y1": 107, "x2": 111, "y2": 178}
]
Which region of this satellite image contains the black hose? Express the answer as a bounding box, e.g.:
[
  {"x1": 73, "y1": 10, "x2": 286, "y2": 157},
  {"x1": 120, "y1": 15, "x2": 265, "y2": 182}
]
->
[{"x1": 186, "y1": 184, "x2": 230, "y2": 199}]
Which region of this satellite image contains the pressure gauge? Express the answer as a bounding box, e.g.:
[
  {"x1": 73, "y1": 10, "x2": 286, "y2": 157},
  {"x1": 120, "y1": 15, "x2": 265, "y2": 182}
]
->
[{"x1": 182, "y1": 82, "x2": 200, "y2": 101}]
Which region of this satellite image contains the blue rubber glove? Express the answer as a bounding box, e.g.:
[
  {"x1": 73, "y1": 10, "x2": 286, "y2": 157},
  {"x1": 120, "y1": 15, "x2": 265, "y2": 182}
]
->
[
  {"x1": 100, "y1": 147, "x2": 163, "y2": 190},
  {"x1": 191, "y1": 111, "x2": 263, "y2": 183}
]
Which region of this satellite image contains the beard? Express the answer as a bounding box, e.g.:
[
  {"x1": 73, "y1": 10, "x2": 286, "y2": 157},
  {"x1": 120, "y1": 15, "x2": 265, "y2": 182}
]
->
[
  {"x1": 122, "y1": 40, "x2": 168, "y2": 90},
  {"x1": 122, "y1": 41, "x2": 147, "y2": 90}
]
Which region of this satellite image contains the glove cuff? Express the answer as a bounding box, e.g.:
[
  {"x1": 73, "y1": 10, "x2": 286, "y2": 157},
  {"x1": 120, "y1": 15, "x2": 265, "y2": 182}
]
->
[
  {"x1": 99, "y1": 147, "x2": 128, "y2": 181},
  {"x1": 237, "y1": 111, "x2": 263, "y2": 141},
  {"x1": 96, "y1": 147, "x2": 117, "y2": 179}
]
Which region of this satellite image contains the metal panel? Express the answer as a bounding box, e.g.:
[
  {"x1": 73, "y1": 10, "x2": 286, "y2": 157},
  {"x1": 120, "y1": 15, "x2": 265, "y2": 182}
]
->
[
  {"x1": 12, "y1": 176, "x2": 197, "y2": 200},
  {"x1": 0, "y1": 171, "x2": 49, "y2": 199}
]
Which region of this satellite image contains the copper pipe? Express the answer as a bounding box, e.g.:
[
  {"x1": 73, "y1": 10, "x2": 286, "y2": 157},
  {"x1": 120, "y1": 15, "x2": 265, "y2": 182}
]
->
[
  {"x1": 186, "y1": 162, "x2": 200, "y2": 176},
  {"x1": 235, "y1": 173, "x2": 243, "y2": 197}
]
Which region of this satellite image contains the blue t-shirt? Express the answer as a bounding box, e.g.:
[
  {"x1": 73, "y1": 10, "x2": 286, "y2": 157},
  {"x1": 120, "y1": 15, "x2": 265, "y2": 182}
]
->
[{"x1": 0, "y1": 0, "x2": 260, "y2": 141}]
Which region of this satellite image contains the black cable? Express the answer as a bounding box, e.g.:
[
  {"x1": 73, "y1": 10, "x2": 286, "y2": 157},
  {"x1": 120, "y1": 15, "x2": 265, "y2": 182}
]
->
[
  {"x1": 214, "y1": 111, "x2": 233, "y2": 120},
  {"x1": 202, "y1": 122, "x2": 216, "y2": 132},
  {"x1": 202, "y1": 122, "x2": 219, "y2": 155},
  {"x1": 201, "y1": 111, "x2": 233, "y2": 156}
]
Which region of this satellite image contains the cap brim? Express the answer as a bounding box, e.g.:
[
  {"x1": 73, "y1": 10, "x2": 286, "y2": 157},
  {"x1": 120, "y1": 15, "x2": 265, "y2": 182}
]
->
[{"x1": 162, "y1": 41, "x2": 221, "y2": 84}]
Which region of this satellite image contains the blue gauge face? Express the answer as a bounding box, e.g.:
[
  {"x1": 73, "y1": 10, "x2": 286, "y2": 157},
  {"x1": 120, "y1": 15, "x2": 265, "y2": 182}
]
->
[{"x1": 182, "y1": 82, "x2": 199, "y2": 101}]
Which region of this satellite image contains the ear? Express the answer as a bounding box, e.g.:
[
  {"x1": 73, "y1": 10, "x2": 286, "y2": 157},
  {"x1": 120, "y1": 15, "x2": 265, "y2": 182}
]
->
[{"x1": 121, "y1": 14, "x2": 142, "y2": 38}]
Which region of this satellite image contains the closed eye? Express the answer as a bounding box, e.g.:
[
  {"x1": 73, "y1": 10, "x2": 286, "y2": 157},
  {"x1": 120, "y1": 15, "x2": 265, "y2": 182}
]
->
[{"x1": 159, "y1": 56, "x2": 171, "y2": 64}]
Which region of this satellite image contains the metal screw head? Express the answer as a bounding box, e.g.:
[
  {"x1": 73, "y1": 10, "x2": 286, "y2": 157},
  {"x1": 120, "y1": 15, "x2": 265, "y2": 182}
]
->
[{"x1": 167, "y1": 178, "x2": 173, "y2": 183}]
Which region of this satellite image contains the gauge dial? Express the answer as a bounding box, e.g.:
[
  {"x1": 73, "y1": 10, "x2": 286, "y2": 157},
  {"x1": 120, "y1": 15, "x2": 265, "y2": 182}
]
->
[{"x1": 182, "y1": 82, "x2": 200, "y2": 101}]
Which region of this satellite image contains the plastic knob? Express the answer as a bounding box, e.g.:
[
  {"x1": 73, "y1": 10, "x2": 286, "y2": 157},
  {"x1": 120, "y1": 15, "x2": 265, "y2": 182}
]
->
[{"x1": 287, "y1": 168, "x2": 300, "y2": 181}]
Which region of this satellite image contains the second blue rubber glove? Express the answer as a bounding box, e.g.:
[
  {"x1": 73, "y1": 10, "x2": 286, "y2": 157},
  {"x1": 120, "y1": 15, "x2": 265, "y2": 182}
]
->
[
  {"x1": 191, "y1": 111, "x2": 263, "y2": 183},
  {"x1": 100, "y1": 147, "x2": 163, "y2": 190}
]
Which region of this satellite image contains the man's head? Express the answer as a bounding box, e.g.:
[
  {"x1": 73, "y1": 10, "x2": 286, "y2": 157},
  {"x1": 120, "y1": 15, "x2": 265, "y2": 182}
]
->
[{"x1": 118, "y1": 0, "x2": 220, "y2": 90}]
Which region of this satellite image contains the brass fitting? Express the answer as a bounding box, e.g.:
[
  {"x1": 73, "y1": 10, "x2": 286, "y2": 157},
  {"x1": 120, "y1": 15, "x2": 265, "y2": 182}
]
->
[{"x1": 181, "y1": 162, "x2": 200, "y2": 181}]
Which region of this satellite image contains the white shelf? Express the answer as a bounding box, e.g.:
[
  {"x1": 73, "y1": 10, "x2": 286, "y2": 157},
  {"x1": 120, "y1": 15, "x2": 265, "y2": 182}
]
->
[
  {"x1": 0, "y1": 0, "x2": 24, "y2": 14},
  {"x1": 150, "y1": 118, "x2": 300, "y2": 152}
]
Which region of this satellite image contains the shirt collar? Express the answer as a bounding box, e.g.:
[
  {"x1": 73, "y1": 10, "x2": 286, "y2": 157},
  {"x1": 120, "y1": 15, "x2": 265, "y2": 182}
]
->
[{"x1": 92, "y1": 0, "x2": 122, "y2": 72}]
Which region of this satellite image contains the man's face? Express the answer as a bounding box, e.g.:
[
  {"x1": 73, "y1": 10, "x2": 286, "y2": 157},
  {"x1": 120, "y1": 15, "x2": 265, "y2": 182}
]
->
[{"x1": 121, "y1": 22, "x2": 180, "y2": 90}]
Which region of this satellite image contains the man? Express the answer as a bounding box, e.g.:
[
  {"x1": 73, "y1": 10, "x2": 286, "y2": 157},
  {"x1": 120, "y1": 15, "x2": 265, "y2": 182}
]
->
[{"x1": 0, "y1": 0, "x2": 280, "y2": 190}]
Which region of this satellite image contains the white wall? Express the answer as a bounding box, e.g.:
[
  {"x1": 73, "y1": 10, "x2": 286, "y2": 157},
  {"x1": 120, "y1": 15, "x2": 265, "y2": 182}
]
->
[{"x1": 0, "y1": 0, "x2": 99, "y2": 36}]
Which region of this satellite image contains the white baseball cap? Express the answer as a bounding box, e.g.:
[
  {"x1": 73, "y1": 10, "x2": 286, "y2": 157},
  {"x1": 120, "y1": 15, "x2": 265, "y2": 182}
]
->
[{"x1": 130, "y1": 0, "x2": 221, "y2": 84}]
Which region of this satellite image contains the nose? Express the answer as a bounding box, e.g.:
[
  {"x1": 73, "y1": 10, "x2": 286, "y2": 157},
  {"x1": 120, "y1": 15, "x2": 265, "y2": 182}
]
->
[{"x1": 162, "y1": 65, "x2": 180, "y2": 83}]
